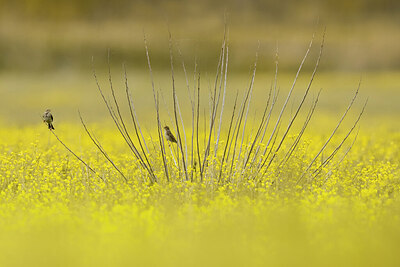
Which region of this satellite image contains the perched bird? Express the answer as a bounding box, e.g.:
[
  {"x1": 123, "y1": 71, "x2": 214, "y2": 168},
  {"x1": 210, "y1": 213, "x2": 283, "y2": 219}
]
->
[
  {"x1": 42, "y1": 109, "x2": 55, "y2": 130},
  {"x1": 164, "y1": 126, "x2": 177, "y2": 143}
]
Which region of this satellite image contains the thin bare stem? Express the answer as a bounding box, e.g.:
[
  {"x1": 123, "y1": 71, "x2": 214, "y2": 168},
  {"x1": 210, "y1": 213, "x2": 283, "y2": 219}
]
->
[
  {"x1": 278, "y1": 89, "x2": 322, "y2": 171},
  {"x1": 261, "y1": 31, "x2": 325, "y2": 174},
  {"x1": 215, "y1": 45, "x2": 229, "y2": 157},
  {"x1": 200, "y1": 33, "x2": 226, "y2": 178},
  {"x1": 169, "y1": 32, "x2": 189, "y2": 181},
  {"x1": 124, "y1": 64, "x2": 150, "y2": 155},
  {"x1": 144, "y1": 32, "x2": 158, "y2": 108},
  {"x1": 227, "y1": 72, "x2": 254, "y2": 178},
  {"x1": 79, "y1": 111, "x2": 128, "y2": 183},
  {"x1": 310, "y1": 99, "x2": 368, "y2": 182},
  {"x1": 92, "y1": 58, "x2": 154, "y2": 182},
  {"x1": 237, "y1": 47, "x2": 258, "y2": 164},
  {"x1": 258, "y1": 33, "x2": 315, "y2": 170},
  {"x1": 177, "y1": 45, "x2": 193, "y2": 177},
  {"x1": 107, "y1": 53, "x2": 156, "y2": 182},
  {"x1": 297, "y1": 80, "x2": 362, "y2": 184},
  {"x1": 250, "y1": 71, "x2": 279, "y2": 167},
  {"x1": 50, "y1": 130, "x2": 104, "y2": 182},
  {"x1": 196, "y1": 74, "x2": 202, "y2": 181},
  {"x1": 218, "y1": 91, "x2": 238, "y2": 183},
  {"x1": 243, "y1": 83, "x2": 273, "y2": 168},
  {"x1": 156, "y1": 94, "x2": 169, "y2": 182}
]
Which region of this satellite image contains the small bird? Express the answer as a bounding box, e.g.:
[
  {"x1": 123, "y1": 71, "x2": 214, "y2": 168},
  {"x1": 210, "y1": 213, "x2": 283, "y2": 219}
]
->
[
  {"x1": 164, "y1": 126, "x2": 177, "y2": 143},
  {"x1": 42, "y1": 109, "x2": 55, "y2": 130}
]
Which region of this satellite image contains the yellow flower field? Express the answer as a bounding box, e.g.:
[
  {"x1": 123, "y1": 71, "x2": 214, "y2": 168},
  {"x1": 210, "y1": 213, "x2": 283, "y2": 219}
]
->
[{"x1": 0, "y1": 121, "x2": 399, "y2": 266}]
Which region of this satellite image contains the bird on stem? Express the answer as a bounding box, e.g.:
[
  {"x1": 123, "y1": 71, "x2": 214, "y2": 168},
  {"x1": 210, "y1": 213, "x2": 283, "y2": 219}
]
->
[
  {"x1": 42, "y1": 109, "x2": 55, "y2": 130},
  {"x1": 164, "y1": 126, "x2": 177, "y2": 143}
]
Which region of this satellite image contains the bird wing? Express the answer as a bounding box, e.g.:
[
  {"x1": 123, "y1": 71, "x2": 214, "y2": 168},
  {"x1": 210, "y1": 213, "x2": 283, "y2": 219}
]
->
[{"x1": 50, "y1": 114, "x2": 53, "y2": 121}]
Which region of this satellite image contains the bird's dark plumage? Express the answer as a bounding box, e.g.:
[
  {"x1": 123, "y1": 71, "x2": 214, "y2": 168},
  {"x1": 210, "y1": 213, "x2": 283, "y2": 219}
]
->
[
  {"x1": 43, "y1": 109, "x2": 55, "y2": 130},
  {"x1": 164, "y1": 126, "x2": 177, "y2": 143}
]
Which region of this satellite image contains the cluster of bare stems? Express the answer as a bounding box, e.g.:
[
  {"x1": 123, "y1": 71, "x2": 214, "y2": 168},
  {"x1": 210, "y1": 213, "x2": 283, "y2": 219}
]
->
[{"x1": 52, "y1": 28, "x2": 367, "y2": 187}]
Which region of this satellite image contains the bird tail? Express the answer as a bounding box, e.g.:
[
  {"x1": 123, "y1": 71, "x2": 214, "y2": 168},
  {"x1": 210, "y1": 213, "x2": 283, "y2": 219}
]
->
[{"x1": 49, "y1": 123, "x2": 55, "y2": 130}]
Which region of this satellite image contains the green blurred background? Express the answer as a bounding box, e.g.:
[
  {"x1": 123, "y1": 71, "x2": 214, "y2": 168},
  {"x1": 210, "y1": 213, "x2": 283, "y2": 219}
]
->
[{"x1": 0, "y1": 0, "x2": 399, "y2": 126}]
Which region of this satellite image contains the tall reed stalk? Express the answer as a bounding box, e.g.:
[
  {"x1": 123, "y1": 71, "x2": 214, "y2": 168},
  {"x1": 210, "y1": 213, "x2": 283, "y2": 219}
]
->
[{"x1": 55, "y1": 28, "x2": 365, "y2": 188}]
